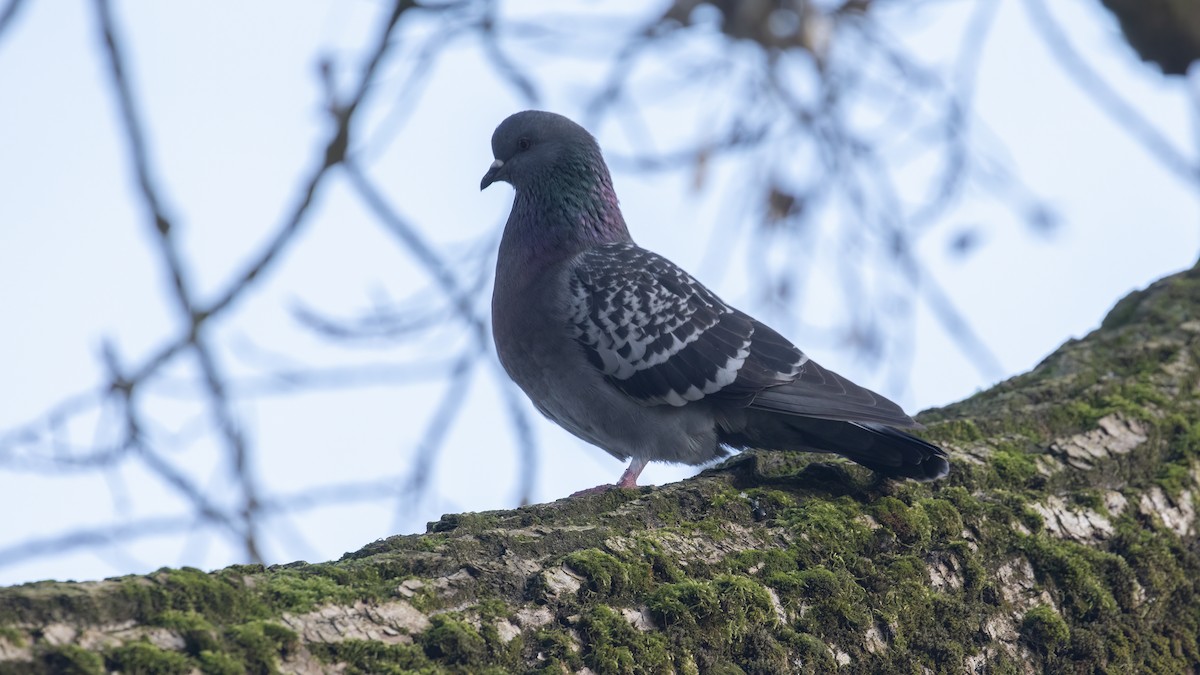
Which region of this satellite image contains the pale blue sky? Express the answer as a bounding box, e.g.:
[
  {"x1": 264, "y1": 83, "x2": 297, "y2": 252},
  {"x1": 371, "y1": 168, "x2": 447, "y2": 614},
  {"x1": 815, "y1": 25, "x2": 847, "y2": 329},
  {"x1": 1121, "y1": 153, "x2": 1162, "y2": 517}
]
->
[{"x1": 0, "y1": 1, "x2": 1197, "y2": 585}]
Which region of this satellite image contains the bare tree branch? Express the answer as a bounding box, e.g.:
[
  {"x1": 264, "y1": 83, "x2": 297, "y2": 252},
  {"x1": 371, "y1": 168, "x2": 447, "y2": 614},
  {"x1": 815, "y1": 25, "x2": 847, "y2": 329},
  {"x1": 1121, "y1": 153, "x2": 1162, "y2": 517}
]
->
[
  {"x1": 0, "y1": 0, "x2": 28, "y2": 47},
  {"x1": 1023, "y1": 0, "x2": 1200, "y2": 185}
]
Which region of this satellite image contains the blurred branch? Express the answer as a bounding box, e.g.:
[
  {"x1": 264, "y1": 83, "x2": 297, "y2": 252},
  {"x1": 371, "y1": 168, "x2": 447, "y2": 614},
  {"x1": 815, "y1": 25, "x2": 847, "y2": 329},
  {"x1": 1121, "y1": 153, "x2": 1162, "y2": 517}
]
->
[
  {"x1": 0, "y1": 391, "x2": 103, "y2": 459},
  {"x1": 341, "y1": 160, "x2": 540, "y2": 507},
  {"x1": 95, "y1": 0, "x2": 264, "y2": 563},
  {"x1": 203, "y1": 2, "x2": 413, "y2": 323},
  {"x1": 292, "y1": 298, "x2": 458, "y2": 342},
  {"x1": 0, "y1": 0, "x2": 27, "y2": 46},
  {"x1": 163, "y1": 362, "x2": 469, "y2": 398},
  {"x1": 0, "y1": 471, "x2": 422, "y2": 568},
  {"x1": 0, "y1": 515, "x2": 196, "y2": 569},
  {"x1": 391, "y1": 349, "x2": 482, "y2": 527},
  {"x1": 0, "y1": 0, "x2": 422, "y2": 569},
  {"x1": 1023, "y1": 0, "x2": 1200, "y2": 185},
  {"x1": 2, "y1": 0, "x2": 546, "y2": 578},
  {"x1": 480, "y1": 0, "x2": 540, "y2": 104},
  {"x1": 495, "y1": 360, "x2": 538, "y2": 505},
  {"x1": 343, "y1": 161, "x2": 489, "y2": 335}
]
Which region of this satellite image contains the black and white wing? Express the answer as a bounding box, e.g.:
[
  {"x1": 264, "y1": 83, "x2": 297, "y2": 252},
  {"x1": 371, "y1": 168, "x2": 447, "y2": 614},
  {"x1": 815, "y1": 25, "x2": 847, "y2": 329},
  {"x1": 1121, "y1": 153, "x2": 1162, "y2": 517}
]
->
[
  {"x1": 568, "y1": 242, "x2": 918, "y2": 427},
  {"x1": 568, "y1": 243, "x2": 798, "y2": 406}
]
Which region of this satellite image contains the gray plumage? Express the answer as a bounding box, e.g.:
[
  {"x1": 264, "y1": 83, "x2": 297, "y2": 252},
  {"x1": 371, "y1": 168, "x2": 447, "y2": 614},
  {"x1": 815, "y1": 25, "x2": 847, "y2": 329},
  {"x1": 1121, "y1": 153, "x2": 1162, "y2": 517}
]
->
[{"x1": 482, "y1": 110, "x2": 949, "y2": 492}]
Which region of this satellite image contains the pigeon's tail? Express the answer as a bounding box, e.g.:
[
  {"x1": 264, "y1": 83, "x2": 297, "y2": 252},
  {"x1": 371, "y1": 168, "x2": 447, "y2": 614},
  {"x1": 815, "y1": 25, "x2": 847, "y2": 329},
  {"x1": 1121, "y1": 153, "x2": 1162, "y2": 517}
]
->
[{"x1": 721, "y1": 411, "x2": 950, "y2": 481}]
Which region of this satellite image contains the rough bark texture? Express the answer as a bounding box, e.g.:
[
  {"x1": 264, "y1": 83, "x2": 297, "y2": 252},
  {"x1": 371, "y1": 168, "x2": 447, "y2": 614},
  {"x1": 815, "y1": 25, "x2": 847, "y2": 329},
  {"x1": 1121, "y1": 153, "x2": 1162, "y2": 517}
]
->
[{"x1": 2, "y1": 261, "x2": 1200, "y2": 674}]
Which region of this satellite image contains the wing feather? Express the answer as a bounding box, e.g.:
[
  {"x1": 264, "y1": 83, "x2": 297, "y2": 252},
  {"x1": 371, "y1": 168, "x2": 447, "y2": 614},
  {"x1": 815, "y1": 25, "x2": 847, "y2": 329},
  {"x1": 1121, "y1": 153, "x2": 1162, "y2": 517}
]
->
[
  {"x1": 569, "y1": 243, "x2": 767, "y2": 406},
  {"x1": 568, "y1": 242, "x2": 917, "y2": 428},
  {"x1": 749, "y1": 359, "x2": 918, "y2": 428}
]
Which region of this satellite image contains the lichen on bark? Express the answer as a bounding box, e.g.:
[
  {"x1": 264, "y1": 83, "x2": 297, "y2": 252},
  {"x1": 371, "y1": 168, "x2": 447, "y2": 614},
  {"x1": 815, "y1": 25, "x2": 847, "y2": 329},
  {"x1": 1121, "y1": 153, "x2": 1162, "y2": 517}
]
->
[{"x1": 2, "y1": 261, "x2": 1200, "y2": 674}]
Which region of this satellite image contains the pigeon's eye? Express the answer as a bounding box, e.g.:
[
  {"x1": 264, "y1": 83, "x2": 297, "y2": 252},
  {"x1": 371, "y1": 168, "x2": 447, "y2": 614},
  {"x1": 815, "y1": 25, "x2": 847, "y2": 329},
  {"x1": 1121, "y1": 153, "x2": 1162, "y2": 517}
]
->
[{"x1": 517, "y1": 137, "x2": 531, "y2": 151}]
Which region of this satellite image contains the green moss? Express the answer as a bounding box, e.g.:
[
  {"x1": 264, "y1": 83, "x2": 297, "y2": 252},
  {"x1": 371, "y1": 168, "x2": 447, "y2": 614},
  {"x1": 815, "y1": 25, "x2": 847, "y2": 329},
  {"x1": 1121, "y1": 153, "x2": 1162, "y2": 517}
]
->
[
  {"x1": 1070, "y1": 489, "x2": 1106, "y2": 513},
  {"x1": 565, "y1": 549, "x2": 651, "y2": 601},
  {"x1": 310, "y1": 640, "x2": 438, "y2": 674},
  {"x1": 118, "y1": 567, "x2": 262, "y2": 626},
  {"x1": 105, "y1": 641, "x2": 192, "y2": 675},
  {"x1": 473, "y1": 598, "x2": 508, "y2": 621},
  {"x1": 743, "y1": 489, "x2": 796, "y2": 510},
  {"x1": 37, "y1": 644, "x2": 105, "y2": 675},
  {"x1": 1154, "y1": 462, "x2": 1193, "y2": 500},
  {"x1": 871, "y1": 497, "x2": 932, "y2": 548},
  {"x1": 644, "y1": 574, "x2": 781, "y2": 672},
  {"x1": 951, "y1": 541, "x2": 990, "y2": 600},
  {"x1": 403, "y1": 583, "x2": 442, "y2": 614},
  {"x1": 924, "y1": 418, "x2": 984, "y2": 444},
  {"x1": 648, "y1": 579, "x2": 718, "y2": 633},
  {"x1": 197, "y1": 650, "x2": 246, "y2": 675},
  {"x1": 153, "y1": 609, "x2": 220, "y2": 656},
  {"x1": 1021, "y1": 604, "x2": 1069, "y2": 652},
  {"x1": 781, "y1": 497, "x2": 871, "y2": 562},
  {"x1": 936, "y1": 485, "x2": 984, "y2": 521},
  {"x1": 1019, "y1": 505, "x2": 1045, "y2": 532},
  {"x1": 991, "y1": 448, "x2": 1038, "y2": 485},
  {"x1": 426, "y1": 511, "x2": 505, "y2": 534},
  {"x1": 262, "y1": 571, "x2": 357, "y2": 613},
  {"x1": 1108, "y1": 515, "x2": 1200, "y2": 668},
  {"x1": 917, "y1": 498, "x2": 965, "y2": 542},
  {"x1": 883, "y1": 591, "x2": 976, "y2": 671},
  {"x1": 884, "y1": 555, "x2": 928, "y2": 587},
  {"x1": 788, "y1": 632, "x2": 836, "y2": 672},
  {"x1": 1055, "y1": 399, "x2": 1109, "y2": 431},
  {"x1": 1100, "y1": 287, "x2": 1148, "y2": 330},
  {"x1": 1177, "y1": 417, "x2": 1200, "y2": 458},
  {"x1": 634, "y1": 539, "x2": 687, "y2": 583},
  {"x1": 1113, "y1": 379, "x2": 1172, "y2": 410},
  {"x1": 1023, "y1": 536, "x2": 1123, "y2": 621},
  {"x1": 577, "y1": 605, "x2": 672, "y2": 674},
  {"x1": 532, "y1": 628, "x2": 584, "y2": 672},
  {"x1": 475, "y1": 607, "x2": 524, "y2": 668},
  {"x1": 710, "y1": 576, "x2": 777, "y2": 637},
  {"x1": 421, "y1": 614, "x2": 486, "y2": 665},
  {"x1": 132, "y1": 608, "x2": 291, "y2": 674},
  {"x1": 225, "y1": 620, "x2": 297, "y2": 675},
  {"x1": 0, "y1": 626, "x2": 24, "y2": 647},
  {"x1": 722, "y1": 548, "x2": 798, "y2": 578},
  {"x1": 767, "y1": 566, "x2": 868, "y2": 632},
  {"x1": 1113, "y1": 516, "x2": 1187, "y2": 594},
  {"x1": 1065, "y1": 626, "x2": 1105, "y2": 668}
]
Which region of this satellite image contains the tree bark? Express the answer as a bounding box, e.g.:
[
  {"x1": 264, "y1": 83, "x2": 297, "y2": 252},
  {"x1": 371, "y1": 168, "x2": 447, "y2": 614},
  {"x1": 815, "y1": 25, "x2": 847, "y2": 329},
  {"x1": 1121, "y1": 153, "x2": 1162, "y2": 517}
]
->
[{"x1": 2, "y1": 261, "x2": 1200, "y2": 674}]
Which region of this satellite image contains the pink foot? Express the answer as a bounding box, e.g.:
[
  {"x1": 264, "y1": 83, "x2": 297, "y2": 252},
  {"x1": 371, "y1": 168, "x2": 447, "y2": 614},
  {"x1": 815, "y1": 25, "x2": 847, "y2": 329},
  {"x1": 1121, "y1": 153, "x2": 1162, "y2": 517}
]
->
[
  {"x1": 569, "y1": 458, "x2": 647, "y2": 497},
  {"x1": 569, "y1": 483, "x2": 619, "y2": 497}
]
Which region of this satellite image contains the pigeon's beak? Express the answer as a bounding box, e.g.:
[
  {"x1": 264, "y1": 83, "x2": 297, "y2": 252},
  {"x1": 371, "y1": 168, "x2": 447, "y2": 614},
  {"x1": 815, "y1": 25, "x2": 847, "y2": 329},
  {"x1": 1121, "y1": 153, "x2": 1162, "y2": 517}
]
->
[{"x1": 480, "y1": 158, "x2": 504, "y2": 190}]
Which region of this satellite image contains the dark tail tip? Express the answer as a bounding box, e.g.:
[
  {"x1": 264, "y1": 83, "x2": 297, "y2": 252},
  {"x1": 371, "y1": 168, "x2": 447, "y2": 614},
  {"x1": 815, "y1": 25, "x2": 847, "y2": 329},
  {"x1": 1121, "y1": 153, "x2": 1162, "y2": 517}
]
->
[
  {"x1": 905, "y1": 454, "x2": 951, "y2": 482},
  {"x1": 848, "y1": 423, "x2": 950, "y2": 482}
]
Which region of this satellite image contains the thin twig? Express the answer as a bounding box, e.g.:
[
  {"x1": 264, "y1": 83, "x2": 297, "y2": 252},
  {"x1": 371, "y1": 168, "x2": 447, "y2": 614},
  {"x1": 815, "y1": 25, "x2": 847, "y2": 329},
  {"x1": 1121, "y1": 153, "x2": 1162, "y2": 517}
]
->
[
  {"x1": 94, "y1": 0, "x2": 266, "y2": 562},
  {"x1": 1022, "y1": 0, "x2": 1200, "y2": 185},
  {"x1": 0, "y1": 0, "x2": 29, "y2": 48}
]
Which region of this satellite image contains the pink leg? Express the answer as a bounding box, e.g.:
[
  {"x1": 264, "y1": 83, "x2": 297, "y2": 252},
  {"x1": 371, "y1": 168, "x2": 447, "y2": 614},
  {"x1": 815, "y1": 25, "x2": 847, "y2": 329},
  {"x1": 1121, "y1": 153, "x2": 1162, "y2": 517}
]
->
[
  {"x1": 615, "y1": 458, "x2": 648, "y2": 488},
  {"x1": 570, "y1": 458, "x2": 649, "y2": 497}
]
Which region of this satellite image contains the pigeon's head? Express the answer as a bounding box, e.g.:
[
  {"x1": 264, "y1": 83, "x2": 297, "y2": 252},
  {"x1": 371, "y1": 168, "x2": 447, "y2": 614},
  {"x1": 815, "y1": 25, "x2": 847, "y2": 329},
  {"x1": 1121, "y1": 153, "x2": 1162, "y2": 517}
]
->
[{"x1": 480, "y1": 111, "x2": 605, "y2": 191}]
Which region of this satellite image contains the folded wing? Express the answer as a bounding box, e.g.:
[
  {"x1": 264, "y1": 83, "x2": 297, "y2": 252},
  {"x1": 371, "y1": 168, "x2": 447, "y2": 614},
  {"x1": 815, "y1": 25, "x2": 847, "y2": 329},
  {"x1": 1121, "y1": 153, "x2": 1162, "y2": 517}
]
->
[{"x1": 568, "y1": 243, "x2": 916, "y2": 428}]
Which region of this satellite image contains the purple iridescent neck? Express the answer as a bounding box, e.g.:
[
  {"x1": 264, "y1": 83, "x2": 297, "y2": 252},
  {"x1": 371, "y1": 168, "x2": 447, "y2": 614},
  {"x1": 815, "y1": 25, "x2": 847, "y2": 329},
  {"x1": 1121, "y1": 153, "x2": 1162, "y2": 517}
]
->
[{"x1": 498, "y1": 148, "x2": 631, "y2": 273}]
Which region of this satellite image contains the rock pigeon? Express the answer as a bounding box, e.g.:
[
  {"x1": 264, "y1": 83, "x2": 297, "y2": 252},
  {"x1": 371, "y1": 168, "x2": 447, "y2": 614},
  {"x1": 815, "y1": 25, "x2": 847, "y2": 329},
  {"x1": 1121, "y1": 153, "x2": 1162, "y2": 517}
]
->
[{"x1": 482, "y1": 110, "x2": 949, "y2": 494}]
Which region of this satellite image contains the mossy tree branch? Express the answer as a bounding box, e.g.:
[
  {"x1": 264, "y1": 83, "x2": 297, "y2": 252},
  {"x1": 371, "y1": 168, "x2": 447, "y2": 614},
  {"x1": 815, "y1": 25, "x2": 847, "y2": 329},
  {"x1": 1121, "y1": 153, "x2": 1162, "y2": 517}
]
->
[{"x1": 2, "y1": 262, "x2": 1200, "y2": 673}]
